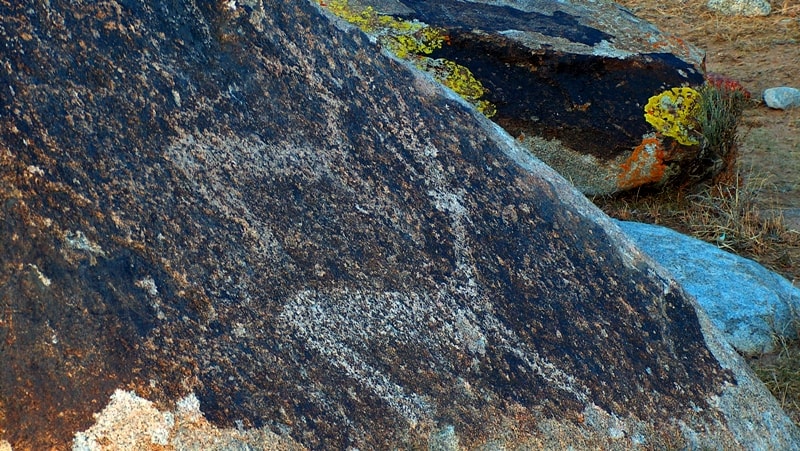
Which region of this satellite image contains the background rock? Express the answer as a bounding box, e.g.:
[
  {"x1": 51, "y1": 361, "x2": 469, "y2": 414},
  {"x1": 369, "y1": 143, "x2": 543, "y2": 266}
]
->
[
  {"x1": 619, "y1": 220, "x2": 800, "y2": 356},
  {"x1": 351, "y1": 0, "x2": 710, "y2": 195},
  {"x1": 1, "y1": 0, "x2": 798, "y2": 449},
  {"x1": 764, "y1": 86, "x2": 800, "y2": 109},
  {"x1": 707, "y1": 0, "x2": 772, "y2": 16}
]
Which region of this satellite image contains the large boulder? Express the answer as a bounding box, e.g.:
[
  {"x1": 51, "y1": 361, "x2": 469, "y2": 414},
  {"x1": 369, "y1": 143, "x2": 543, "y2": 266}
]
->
[
  {"x1": 0, "y1": 0, "x2": 797, "y2": 449},
  {"x1": 619, "y1": 220, "x2": 800, "y2": 356},
  {"x1": 341, "y1": 0, "x2": 709, "y2": 194}
]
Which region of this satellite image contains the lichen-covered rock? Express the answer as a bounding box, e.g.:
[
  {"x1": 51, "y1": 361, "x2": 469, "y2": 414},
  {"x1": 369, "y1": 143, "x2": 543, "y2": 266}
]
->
[
  {"x1": 1, "y1": 0, "x2": 798, "y2": 450},
  {"x1": 345, "y1": 0, "x2": 709, "y2": 194}
]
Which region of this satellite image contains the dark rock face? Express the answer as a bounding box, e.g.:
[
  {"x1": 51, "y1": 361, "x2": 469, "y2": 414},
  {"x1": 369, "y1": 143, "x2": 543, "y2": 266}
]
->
[
  {"x1": 357, "y1": 0, "x2": 708, "y2": 194},
  {"x1": 0, "y1": 0, "x2": 797, "y2": 449}
]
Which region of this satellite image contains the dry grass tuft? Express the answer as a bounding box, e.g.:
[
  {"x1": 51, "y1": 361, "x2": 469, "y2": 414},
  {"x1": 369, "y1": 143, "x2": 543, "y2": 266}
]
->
[
  {"x1": 621, "y1": 0, "x2": 800, "y2": 51},
  {"x1": 683, "y1": 171, "x2": 800, "y2": 257},
  {"x1": 595, "y1": 166, "x2": 800, "y2": 285},
  {"x1": 752, "y1": 332, "x2": 800, "y2": 426}
]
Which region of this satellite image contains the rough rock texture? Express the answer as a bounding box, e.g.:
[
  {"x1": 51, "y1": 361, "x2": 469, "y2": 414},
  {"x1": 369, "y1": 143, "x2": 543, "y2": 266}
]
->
[
  {"x1": 783, "y1": 208, "x2": 800, "y2": 232},
  {"x1": 764, "y1": 86, "x2": 800, "y2": 110},
  {"x1": 1, "y1": 0, "x2": 799, "y2": 449},
  {"x1": 619, "y1": 220, "x2": 800, "y2": 356},
  {"x1": 72, "y1": 390, "x2": 305, "y2": 451},
  {"x1": 707, "y1": 0, "x2": 772, "y2": 16},
  {"x1": 352, "y1": 0, "x2": 708, "y2": 194}
]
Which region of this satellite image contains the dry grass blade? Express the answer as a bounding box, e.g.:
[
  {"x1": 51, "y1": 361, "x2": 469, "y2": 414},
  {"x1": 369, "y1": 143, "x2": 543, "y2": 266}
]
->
[
  {"x1": 684, "y1": 172, "x2": 788, "y2": 255},
  {"x1": 752, "y1": 331, "x2": 800, "y2": 425}
]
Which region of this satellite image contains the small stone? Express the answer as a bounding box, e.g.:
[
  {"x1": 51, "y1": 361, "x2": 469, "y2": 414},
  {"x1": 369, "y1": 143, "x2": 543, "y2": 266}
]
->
[
  {"x1": 763, "y1": 87, "x2": 800, "y2": 110},
  {"x1": 707, "y1": 0, "x2": 771, "y2": 16}
]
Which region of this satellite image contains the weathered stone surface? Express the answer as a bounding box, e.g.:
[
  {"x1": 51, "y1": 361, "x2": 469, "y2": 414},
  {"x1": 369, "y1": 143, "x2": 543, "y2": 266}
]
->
[
  {"x1": 72, "y1": 390, "x2": 305, "y2": 451},
  {"x1": 707, "y1": 0, "x2": 772, "y2": 16},
  {"x1": 350, "y1": 0, "x2": 708, "y2": 194},
  {"x1": 619, "y1": 220, "x2": 800, "y2": 356},
  {"x1": 1, "y1": 0, "x2": 798, "y2": 449}
]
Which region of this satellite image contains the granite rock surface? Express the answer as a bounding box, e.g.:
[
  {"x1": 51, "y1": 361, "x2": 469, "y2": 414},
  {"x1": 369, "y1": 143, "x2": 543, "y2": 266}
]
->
[
  {"x1": 619, "y1": 220, "x2": 800, "y2": 356},
  {"x1": 1, "y1": 0, "x2": 798, "y2": 449}
]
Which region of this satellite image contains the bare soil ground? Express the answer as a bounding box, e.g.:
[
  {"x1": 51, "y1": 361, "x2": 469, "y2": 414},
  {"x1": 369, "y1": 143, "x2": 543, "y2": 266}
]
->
[{"x1": 611, "y1": 0, "x2": 800, "y2": 424}]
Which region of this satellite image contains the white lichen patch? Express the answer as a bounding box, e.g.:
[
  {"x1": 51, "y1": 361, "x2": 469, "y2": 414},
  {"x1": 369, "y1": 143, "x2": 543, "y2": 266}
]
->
[
  {"x1": 232, "y1": 322, "x2": 248, "y2": 338},
  {"x1": 25, "y1": 164, "x2": 44, "y2": 177},
  {"x1": 64, "y1": 230, "x2": 106, "y2": 256},
  {"x1": 171, "y1": 89, "x2": 182, "y2": 107},
  {"x1": 72, "y1": 389, "x2": 304, "y2": 450},
  {"x1": 28, "y1": 263, "x2": 51, "y2": 287},
  {"x1": 135, "y1": 276, "x2": 158, "y2": 296}
]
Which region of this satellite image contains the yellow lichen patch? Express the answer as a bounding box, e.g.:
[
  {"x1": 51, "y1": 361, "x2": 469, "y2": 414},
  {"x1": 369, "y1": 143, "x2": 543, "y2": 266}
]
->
[
  {"x1": 415, "y1": 58, "x2": 497, "y2": 118},
  {"x1": 386, "y1": 26, "x2": 447, "y2": 59},
  {"x1": 644, "y1": 87, "x2": 700, "y2": 146},
  {"x1": 319, "y1": 0, "x2": 496, "y2": 117},
  {"x1": 322, "y1": 0, "x2": 446, "y2": 58},
  {"x1": 617, "y1": 135, "x2": 667, "y2": 190},
  {"x1": 325, "y1": 0, "x2": 382, "y2": 32}
]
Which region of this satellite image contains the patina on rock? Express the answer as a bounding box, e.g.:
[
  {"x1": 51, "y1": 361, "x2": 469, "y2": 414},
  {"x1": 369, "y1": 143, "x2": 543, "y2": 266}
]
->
[
  {"x1": 348, "y1": 0, "x2": 709, "y2": 194},
  {"x1": 0, "y1": 0, "x2": 798, "y2": 449}
]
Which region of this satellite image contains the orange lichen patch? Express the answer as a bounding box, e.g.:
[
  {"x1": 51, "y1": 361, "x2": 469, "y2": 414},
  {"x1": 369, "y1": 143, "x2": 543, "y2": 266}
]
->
[
  {"x1": 617, "y1": 136, "x2": 667, "y2": 190},
  {"x1": 649, "y1": 34, "x2": 690, "y2": 55}
]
